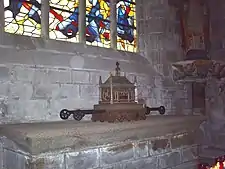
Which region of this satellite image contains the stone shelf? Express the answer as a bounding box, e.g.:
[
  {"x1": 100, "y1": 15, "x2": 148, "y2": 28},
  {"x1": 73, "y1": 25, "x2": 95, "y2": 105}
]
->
[
  {"x1": 172, "y1": 59, "x2": 225, "y2": 82},
  {"x1": 0, "y1": 115, "x2": 205, "y2": 155},
  {"x1": 199, "y1": 146, "x2": 225, "y2": 166}
]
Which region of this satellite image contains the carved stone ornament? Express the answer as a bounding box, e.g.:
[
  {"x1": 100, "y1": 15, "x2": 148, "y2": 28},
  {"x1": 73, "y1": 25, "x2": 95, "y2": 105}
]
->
[
  {"x1": 59, "y1": 62, "x2": 166, "y2": 122},
  {"x1": 172, "y1": 60, "x2": 225, "y2": 82}
]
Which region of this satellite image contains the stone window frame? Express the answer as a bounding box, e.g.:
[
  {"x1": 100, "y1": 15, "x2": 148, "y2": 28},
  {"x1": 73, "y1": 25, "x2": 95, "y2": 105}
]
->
[
  {"x1": 0, "y1": 0, "x2": 151, "y2": 75},
  {"x1": 0, "y1": 0, "x2": 140, "y2": 53}
]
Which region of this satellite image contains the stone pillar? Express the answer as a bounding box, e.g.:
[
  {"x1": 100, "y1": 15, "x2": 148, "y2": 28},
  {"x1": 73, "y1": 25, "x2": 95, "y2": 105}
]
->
[
  {"x1": 41, "y1": 0, "x2": 50, "y2": 39},
  {"x1": 110, "y1": 0, "x2": 117, "y2": 49},
  {"x1": 198, "y1": 79, "x2": 225, "y2": 160},
  {"x1": 207, "y1": 0, "x2": 225, "y2": 55},
  {"x1": 79, "y1": 0, "x2": 86, "y2": 43},
  {"x1": 135, "y1": 1, "x2": 140, "y2": 52},
  {"x1": 0, "y1": 0, "x2": 4, "y2": 43},
  {"x1": 192, "y1": 82, "x2": 206, "y2": 115}
]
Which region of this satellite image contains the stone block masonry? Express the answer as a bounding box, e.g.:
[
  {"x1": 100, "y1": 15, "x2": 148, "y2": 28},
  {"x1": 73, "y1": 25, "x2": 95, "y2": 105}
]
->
[
  {"x1": 0, "y1": 0, "x2": 192, "y2": 123},
  {"x1": 0, "y1": 63, "x2": 166, "y2": 123},
  {"x1": 0, "y1": 61, "x2": 191, "y2": 123},
  {"x1": 0, "y1": 131, "x2": 198, "y2": 169},
  {"x1": 0, "y1": 116, "x2": 204, "y2": 169}
]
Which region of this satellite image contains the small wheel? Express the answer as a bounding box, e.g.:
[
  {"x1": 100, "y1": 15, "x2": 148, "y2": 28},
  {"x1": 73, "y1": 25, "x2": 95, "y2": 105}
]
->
[
  {"x1": 73, "y1": 110, "x2": 85, "y2": 121},
  {"x1": 145, "y1": 107, "x2": 151, "y2": 115},
  {"x1": 60, "y1": 109, "x2": 70, "y2": 120},
  {"x1": 159, "y1": 106, "x2": 166, "y2": 115}
]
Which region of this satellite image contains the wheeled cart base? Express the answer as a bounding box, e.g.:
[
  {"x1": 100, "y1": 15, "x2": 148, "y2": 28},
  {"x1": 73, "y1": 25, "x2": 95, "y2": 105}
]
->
[{"x1": 60, "y1": 104, "x2": 165, "y2": 123}]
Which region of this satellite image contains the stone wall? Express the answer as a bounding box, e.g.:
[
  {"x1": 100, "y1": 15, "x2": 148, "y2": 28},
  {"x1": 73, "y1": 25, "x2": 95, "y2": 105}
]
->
[
  {"x1": 0, "y1": 115, "x2": 204, "y2": 169},
  {"x1": 0, "y1": 0, "x2": 191, "y2": 123},
  {"x1": 138, "y1": 0, "x2": 193, "y2": 115},
  {"x1": 0, "y1": 132, "x2": 198, "y2": 169},
  {"x1": 194, "y1": 0, "x2": 225, "y2": 161}
]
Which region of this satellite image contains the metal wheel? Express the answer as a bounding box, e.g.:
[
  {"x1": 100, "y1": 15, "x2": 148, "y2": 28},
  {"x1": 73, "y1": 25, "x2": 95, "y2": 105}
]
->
[
  {"x1": 73, "y1": 110, "x2": 85, "y2": 121},
  {"x1": 60, "y1": 109, "x2": 70, "y2": 120},
  {"x1": 158, "y1": 106, "x2": 165, "y2": 115}
]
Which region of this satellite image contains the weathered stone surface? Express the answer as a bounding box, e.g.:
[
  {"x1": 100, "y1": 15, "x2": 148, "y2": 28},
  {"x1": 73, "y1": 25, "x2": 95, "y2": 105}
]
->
[
  {"x1": 66, "y1": 149, "x2": 99, "y2": 169},
  {"x1": 181, "y1": 146, "x2": 198, "y2": 163},
  {"x1": 0, "y1": 82, "x2": 9, "y2": 97},
  {"x1": 0, "y1": 67, "x2": 9, "y2": 81},
  {"x1": 49, "y1": 97, "x2": 97, "y2": 113},
  {"x1": 0, "y1": 100, "x2": 8, "y2": 117},
  {"x1": 79, "y1": 85, "x2": 99, "y2": 98},
  {"x1": 89, "y1": 71, "x2": 107, "y2": 84},
  {"x1": 171, "y1": 160, "x2": 198, "y2": 169},
  {"x1": 0, "y1": 0, "x2": 211, "y2": 167},
  {"x1": 0, "y1": 144, "x2": 3, "y2": 169},
  {"x1": 33, "y1": 84, "x2": 59, "y2": 99},
  {"x1": 171, "y1": 132, "x2": 195, "y2": 149},
  {"x1": 0, "y1": 136, "x2": 29, "y2": 153},
  {"x1": 9, "y1": 82, "x2": 33, "y2": 100},
  {"x1": 3, "y1": 149, "x2": 30, "y2": 169},
  {"x1": 32, "y1": 154, "x2": 64, "y2": 169},
  {"x1": 0, "y1": 116, "x2": 205, "y2": 154},
  {"x1": 7, "y1": 99, "x2": 50, "y2": 122},
  {"x1": 56, "y1": 84, "x2": 80, "y2": 99},
  {"x1": 158, "y1": 151, "x2": 182, "y2": 169},
  {"x1": 149, "y1": 137, "x2": 171, "y2": 155},
  {"x1": 11, "y1": 66, "x2": 35, "y2": 83},
  {"x1": 123, "y1": 157, "x2": 158, "y2": 169},
  {"x1": 71, "y1": 70, "x2": 89, "y2": 84},
  {"x1": 0, "y1": 115, "x2": 203, "y2": 169},
  {"x1": 100, "y1": 143, "x2": 134, "y2": 166},
  {"x1": 47, "y1": 69, "x2": 72, "y2": 84},
  {"x1": 134, "y1": 141, "x2": 148, "y2": 159},
  {"x1": 0, "y1": 0, "x2": 195, "y2": 124}
]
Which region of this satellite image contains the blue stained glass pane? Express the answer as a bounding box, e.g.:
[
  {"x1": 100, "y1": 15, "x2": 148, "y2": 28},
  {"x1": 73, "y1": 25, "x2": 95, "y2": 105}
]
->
[
  {"x1": 86, "y1": 0, "x2": 111, "y2": 48},
  {"x1": 117, "y1": 0, "x2": 137, "y2": 52}
]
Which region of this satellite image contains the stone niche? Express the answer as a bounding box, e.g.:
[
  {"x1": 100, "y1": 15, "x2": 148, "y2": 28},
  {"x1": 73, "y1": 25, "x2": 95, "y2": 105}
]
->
[{"x1": 0, "y1": 116, "x2": 205, "y2": 169}]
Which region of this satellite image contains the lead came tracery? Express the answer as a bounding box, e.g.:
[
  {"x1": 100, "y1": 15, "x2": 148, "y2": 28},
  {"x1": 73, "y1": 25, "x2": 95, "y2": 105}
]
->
[
  {"x1": 3, "y1": 0, "x2": 137, "y2": 52},
  {"x1": 86, "y1": 0, "x2": 111, "y2": 48},
  {"x1": 4, "y1": 0, "x2": 41, "y2": 37},
  {"x1": 49, "y1": 0, "x2": 79, "y2": 42},
  {"x1": 117, "y1": 0, "x2": 137, "y2": 52}
]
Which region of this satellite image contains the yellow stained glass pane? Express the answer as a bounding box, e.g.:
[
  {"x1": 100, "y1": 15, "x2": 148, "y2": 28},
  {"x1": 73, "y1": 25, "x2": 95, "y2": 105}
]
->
[
  {"x1": 49, "y1": 0, "x2": 79, "y2": 42},
  {"x1": 4, "y1": 0, "x2": 41, "y2": 37}
]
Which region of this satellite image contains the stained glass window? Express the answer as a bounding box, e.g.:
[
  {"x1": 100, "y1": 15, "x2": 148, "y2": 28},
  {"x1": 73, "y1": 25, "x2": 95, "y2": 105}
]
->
[
  {"x1": 86, "y1": 0, "x2": 111, "y2": 48},
  {"x1": 49, "y1": 0, "x2": 79, "y2": 42},
  {"x1": 4, "y1": 0, "x2": 42, "y2": 37},
  {"x1": 4, "y1": 0, "x2": 138, "y2": 53},
  {"x1": 117, "y1": 0, "x2": 137, "y2": 52}
]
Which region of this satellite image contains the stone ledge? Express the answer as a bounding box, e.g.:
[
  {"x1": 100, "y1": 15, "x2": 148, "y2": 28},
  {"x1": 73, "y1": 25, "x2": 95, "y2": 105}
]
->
[
  {"x1": 0, "y1": 33, "x2": 155, "y2": 75},
  {"x1": 0, "y1": 115, "x2": 205, "y2": 155},
  {"x1": 172, "y1": 59, "x2": 225, "y2": 82}
]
